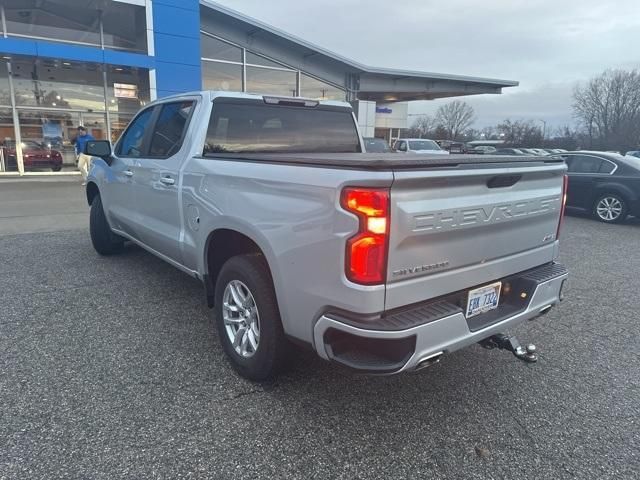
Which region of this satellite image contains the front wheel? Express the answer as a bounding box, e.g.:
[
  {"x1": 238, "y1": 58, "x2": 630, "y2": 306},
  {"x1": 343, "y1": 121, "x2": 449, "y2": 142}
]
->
[
  {"x1": 214, "y1": 254, "x2": 289, "y2": 381},
  {"x1": 89, "y1": 194, "x2": 125, "y2": 255},
  {"x1": 593, "y1": 194, "x2": 627, "y2": 224}
]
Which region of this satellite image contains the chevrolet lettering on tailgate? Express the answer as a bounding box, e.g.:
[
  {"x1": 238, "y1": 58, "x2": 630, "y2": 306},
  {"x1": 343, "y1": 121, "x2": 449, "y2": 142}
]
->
[{"x1": 413, "y1": 196, "x2": 561, "y2": 232}]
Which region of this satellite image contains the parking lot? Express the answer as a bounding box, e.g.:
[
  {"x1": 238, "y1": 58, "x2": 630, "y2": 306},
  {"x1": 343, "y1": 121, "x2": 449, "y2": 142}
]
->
[{"x1": 1, "y1": 183, "x2": 639, "y2": 479}]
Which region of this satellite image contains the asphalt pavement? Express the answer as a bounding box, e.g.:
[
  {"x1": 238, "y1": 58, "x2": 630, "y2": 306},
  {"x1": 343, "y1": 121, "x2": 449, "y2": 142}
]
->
[{"x1": 1, "y1": 192, "x2": 639, "y2": 478}]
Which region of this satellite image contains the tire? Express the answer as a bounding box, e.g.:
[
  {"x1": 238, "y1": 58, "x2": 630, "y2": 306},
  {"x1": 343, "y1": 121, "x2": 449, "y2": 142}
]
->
[
  {"x1": 51, "y1": 165, "x2": 62, "y2": 172},
  {"x1": 214, "y1": 254, "x2": 289, "y2": 381},
  {"x1": 593, "y1": 193, "x2": 628, "y2": 224},
  {"x1": 89, "y1": 194, "x2": 124, "y2": 255}
]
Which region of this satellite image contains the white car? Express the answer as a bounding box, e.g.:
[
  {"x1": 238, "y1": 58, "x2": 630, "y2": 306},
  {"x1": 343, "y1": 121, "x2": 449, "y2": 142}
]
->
[{"x1": 393, "y1": 138, "x2": 450, "y2": 155}]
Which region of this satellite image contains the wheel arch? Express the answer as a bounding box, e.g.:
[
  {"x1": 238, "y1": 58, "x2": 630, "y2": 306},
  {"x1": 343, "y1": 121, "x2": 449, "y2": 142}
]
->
[
  {"x1": 592, "y1": 183, "x2": 636, "y2": 206},
  {"x1": 86, "y1": 181, "x2": 99, "y2": 206},
  {"x1": 203, "y1": 228, "x2": 278, "y2": 308}
]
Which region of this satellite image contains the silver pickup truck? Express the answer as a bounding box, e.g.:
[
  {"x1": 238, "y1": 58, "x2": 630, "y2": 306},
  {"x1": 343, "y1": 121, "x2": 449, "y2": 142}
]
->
[{"x1": 84, "y1": 91, "x2": 568, "y2": 381}]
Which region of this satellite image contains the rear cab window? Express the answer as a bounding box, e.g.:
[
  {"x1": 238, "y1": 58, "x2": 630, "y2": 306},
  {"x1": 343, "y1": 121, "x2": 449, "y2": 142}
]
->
[{"x1": 203, "y1": 99, "x2": 361, "y2": 154}]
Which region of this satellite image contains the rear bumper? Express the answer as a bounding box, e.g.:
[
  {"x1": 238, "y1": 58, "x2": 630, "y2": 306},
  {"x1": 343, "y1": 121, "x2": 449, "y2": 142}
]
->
[{"x1": 313, "y1": 263, "x2": 568, "y2": 374}]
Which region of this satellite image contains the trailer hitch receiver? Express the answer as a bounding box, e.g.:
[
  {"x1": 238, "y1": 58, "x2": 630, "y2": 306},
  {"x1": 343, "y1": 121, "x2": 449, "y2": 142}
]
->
[{"x1": 479, "y1": 333, "x2": 538, "y2": 363}]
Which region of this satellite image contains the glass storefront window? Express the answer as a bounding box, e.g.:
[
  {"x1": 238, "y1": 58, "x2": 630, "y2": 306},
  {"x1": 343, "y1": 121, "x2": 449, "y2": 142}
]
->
[
  {"x1": 246, "y1": 67, "x2": 297, "y2": 96},
  {"x1": 0, "y1": 108, "x2": 16, "y2": 172},
  {"x1": 0, "y1": 62, "x2": 11, "y2": 106},
  {"x1": 11, "y1": 57, "x2": 105, "y2": 111},
  {"x1": 109, "y1": 113, "x2": 135, "y2": 144},
  {"x1": 102, "y1": 1, "x2": 147, "y2": 53},
  {"x1": 245, "y1": 52, "x2": 290, "y2": 70},
  {"x1": 202, "y1": 61, "x2": 243, "y2": 92},
  {"x1": 106, "y1": 66, "x2": 150, "y2": 114},
  {"x1": 301, "y1": 74, "x2": 345, "y2": 101},
  {"x1": 4, "y1": 0, "x2": 101, "y2": 47},
  {"x1": 17, "y1": 109, "x2": 82, "y2": 172},
  {"x1": 201, "y1": 34, "x2": 243, "y2": 62}
]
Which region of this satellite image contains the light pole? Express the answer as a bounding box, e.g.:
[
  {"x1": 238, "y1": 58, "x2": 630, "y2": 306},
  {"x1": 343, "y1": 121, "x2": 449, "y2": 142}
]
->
[{"x1": 536, "y1": 119, "x2": 547, "y2": 143}]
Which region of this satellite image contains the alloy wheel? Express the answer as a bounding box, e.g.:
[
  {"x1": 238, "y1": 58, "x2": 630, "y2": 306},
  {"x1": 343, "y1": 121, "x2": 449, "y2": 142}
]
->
[
  {"x1": 222, "y1": 280, "x2": 260, "y2": 358},
  {"x1": 596, "y1": 197, "x2": 623, "y2": 222}
]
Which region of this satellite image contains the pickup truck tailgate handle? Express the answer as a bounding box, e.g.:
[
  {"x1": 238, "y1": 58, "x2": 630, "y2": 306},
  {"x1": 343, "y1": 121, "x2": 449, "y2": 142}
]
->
[{"x1": 487, "y1": 175, "x2": 522, "y2": 188}]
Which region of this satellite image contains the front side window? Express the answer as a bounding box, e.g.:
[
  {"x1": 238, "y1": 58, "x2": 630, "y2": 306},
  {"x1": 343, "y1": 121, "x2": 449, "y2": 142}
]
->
[
  {"x1": 204, "y1": 102, "x2": 361, "y2": 154},
  {"x1": 149, "y1": 102, "x2": 195, "y2": 158},
  {"x1": 117, "y1": 107, "x2": 155, "y2": 157}
]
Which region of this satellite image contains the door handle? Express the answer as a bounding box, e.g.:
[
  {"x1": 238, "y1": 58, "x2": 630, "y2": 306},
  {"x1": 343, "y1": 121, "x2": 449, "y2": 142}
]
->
[
  {"x1": 123, "y1": 169, "x2": 133, "y2": 177},
  {"x1": 159, "y1": 176, "x2": 175, "y2": 186}
]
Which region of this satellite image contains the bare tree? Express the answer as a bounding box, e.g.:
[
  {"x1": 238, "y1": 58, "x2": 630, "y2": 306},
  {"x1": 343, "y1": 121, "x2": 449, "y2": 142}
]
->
[
  {"x1": 573, "y1": 69, "x2": 640, "y2": 151},
  {"x1": 410, "y1": 115, "x2": 437, "y2": 138},
  {"x1": 481, "y1": 126, "x2": 497, "y2": 140},
  {"x1": 435, "y1": 100, "x2": 475, "y2": 140},
  {"x1": 497, "y1": 119, "x2": 543, "y2": 147}
]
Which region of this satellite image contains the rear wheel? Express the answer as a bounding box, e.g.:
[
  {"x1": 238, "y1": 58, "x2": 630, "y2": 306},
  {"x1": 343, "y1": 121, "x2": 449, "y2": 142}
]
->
[
  {"x1": 89, "y1": 194, "x2": 124, "y2": 255},
  {"x1": 51, "y1": 165, "x2": 62, "y2": 172},
  {"x1": 593, "y1": 193, "x2": 627, "y2": 224},
  {"x1": 214, "y1": 254, "x2": 288, "y2": 381}
]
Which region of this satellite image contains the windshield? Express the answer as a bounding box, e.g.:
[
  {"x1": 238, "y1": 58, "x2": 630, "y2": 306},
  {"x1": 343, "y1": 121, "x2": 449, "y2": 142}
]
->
[{"x1": 408, "y1": 140, "x2": 440, "y2": 151}]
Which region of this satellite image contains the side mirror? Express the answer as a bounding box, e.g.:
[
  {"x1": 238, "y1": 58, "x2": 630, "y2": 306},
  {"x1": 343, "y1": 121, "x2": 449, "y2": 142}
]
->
[{"x1": 84, "y1": 140, "x2": 112, "y2": 158}]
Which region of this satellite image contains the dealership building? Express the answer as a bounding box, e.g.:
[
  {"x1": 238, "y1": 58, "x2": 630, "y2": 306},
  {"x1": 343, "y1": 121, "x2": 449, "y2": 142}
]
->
[{"x1": 0, "y1": 0, "x2": 517, "y2": 175}]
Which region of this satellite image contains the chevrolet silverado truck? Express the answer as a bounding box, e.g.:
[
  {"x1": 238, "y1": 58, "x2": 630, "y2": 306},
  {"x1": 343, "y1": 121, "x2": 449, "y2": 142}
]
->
[{"x1": 84, "y1": 91, "x2": 568, "y2": 381}]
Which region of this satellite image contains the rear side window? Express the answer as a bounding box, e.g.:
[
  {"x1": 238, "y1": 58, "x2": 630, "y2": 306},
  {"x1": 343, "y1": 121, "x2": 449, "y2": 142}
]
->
[
  {"x1": 203, "y1": 102, "x2": 361, "y2": 154},
  {"x1": 149, "y1": 101, "x2": 195, "y2": 158},
  {"x1": 566, "y1": 155, "x2": 602, "y2": 173},
  {"x1": 599, "y1": 160, "x2": 615, "y2": 174},
  {"x1": 117, "y1": 107, "x2": 154, "y2": 157}
]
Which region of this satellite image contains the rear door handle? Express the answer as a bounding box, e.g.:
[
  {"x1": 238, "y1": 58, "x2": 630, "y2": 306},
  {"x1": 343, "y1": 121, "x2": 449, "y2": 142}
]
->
[
  {"x1": 159, "y1": 176, "x2": 175, "y2": 186},
  {"x1": 123, "y1": 169, "x2": 133, "y2": 177}
]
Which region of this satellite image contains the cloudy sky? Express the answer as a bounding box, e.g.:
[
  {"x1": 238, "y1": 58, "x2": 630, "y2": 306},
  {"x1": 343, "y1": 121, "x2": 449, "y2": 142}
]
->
[{"x1": 215, "y1": 0, "x2": 640, "y2": 131}]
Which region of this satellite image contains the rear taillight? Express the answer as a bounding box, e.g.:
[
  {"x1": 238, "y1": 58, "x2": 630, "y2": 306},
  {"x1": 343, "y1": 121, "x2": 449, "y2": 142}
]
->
[
  {"x1": 341, "y1": 187, "x2": 390, "y2": 285},
  {"x1": 556, "y1": 174, "x2": 568, "y2": 240}
]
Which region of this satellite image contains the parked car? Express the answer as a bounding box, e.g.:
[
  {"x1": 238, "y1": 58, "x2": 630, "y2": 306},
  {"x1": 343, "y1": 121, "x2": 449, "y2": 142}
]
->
[
  {"x1": 84, "y1": 91, "x2": 568, "y2": 380},
  {"x1": 472, "y1": 145, "x2": 497, "y2": 154},
  {"x1": 363, "y1": 137, "x2": 392, "y2": 153},
  {"x1": 448, "y1": 142, "x2": 466, "y2": 154},
  {"x1": 494, "y1": 148, "x2": 527, "y2": 155},
  {"x1": 530, "y1": 148, "x2": 551, "y2": 156},
  {"x1": 625, "y1": 150, "x2": 640, "y2": 158},
  {"x1": 2, "y1": 140, "x2": 63, "y2": 171},
  {"x1": 392, "y1": 138, "x2": 449, "y2": 155},
  {"x1": 434, "y1": 140, "x2": 465, "y2": 153},
  {"x1": 560, "y1": 151, "x2": 640, "y2": 223},
  {"x1": 519, "y1": 148, "x2": 545, "y2": 156}
]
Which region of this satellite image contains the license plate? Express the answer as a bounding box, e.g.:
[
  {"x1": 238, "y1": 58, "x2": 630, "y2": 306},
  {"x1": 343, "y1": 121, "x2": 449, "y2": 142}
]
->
[{"x1": 465, "y1": 282, "x2": 502, "y2": 318}]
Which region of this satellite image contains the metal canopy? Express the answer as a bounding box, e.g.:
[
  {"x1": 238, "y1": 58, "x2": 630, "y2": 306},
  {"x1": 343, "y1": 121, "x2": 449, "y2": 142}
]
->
[{"x1": 200, "y1": 0, "x2": 518, "y2": 101}]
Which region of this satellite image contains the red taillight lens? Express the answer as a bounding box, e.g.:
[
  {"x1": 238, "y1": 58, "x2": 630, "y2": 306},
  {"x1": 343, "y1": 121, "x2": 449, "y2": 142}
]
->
[
  {"x1": 556, "y1": 174, "x2": 568, "y2": 240},
  {"x1": 341, "y1": 188, "x2": 390, "y2": 285}
]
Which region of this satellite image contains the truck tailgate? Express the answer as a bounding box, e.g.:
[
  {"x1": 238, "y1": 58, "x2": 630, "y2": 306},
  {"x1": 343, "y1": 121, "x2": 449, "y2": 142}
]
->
[{"x1": 386, "y1": 161, "x2": 566, "y2": 310}]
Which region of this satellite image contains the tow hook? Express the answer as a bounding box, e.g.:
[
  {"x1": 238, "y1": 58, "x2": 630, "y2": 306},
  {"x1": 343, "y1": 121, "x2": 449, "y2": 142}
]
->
[{"x1": 479, "y1": 333, "x2": 538, "y2": 363}]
